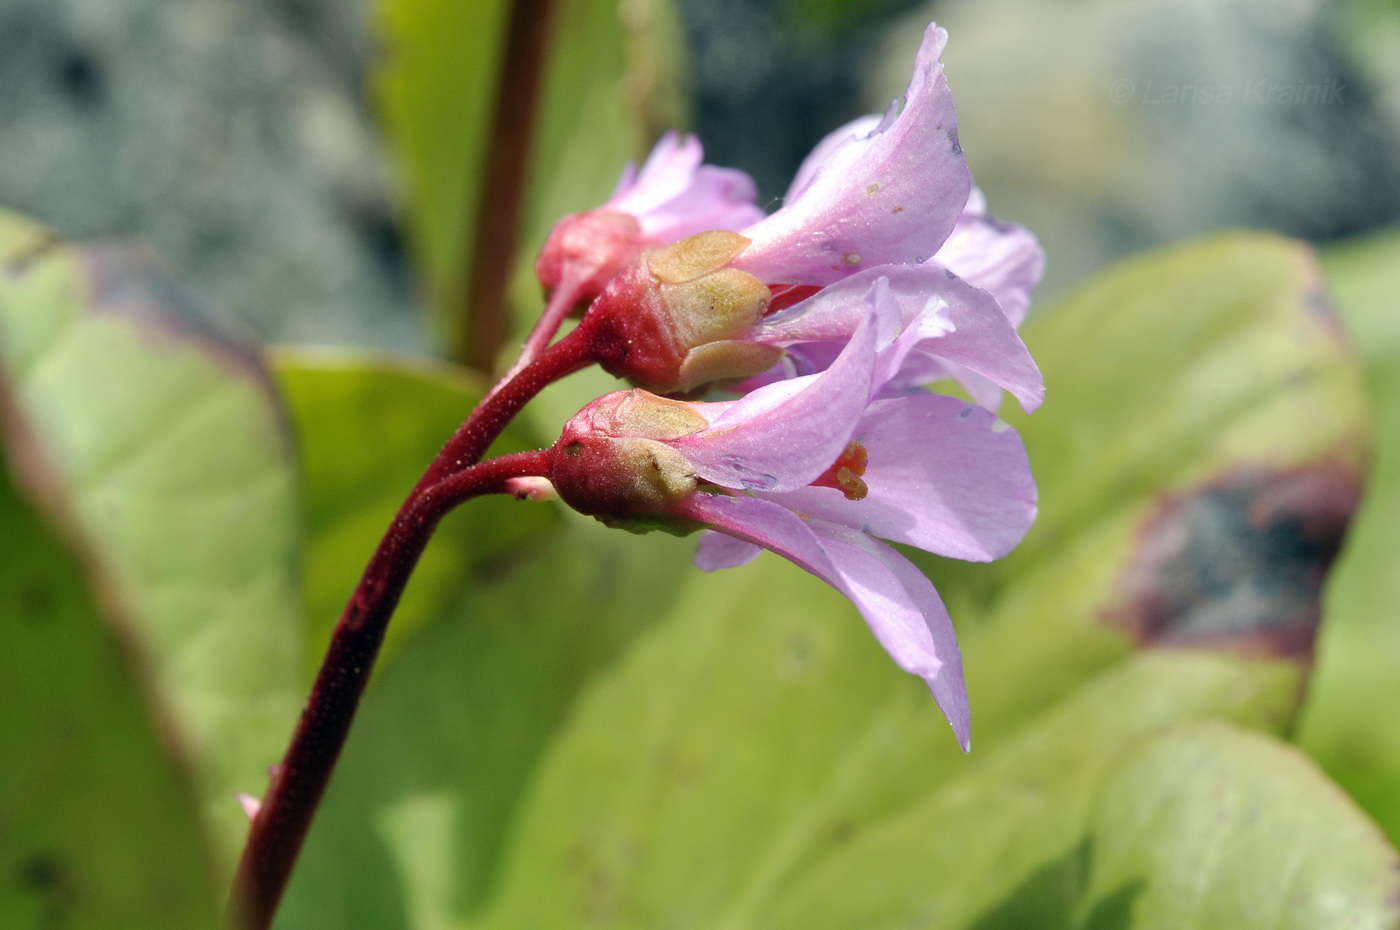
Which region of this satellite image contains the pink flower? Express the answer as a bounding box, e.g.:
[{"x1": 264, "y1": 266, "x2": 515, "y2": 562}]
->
[
  {"x1": 517, "y1": 134, "x2": 766, "y2": 383},
  {"x1": 548, "y1": 282, "x2": 1036, "y2": 748},
  {"x1": 574, "y1": 23, "x2": 1044, "y2": 408}
]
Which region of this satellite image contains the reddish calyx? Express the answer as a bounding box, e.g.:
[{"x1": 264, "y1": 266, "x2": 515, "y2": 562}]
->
[{"x1": 766, "y1": 283, "x2": 822, "y2": 315}]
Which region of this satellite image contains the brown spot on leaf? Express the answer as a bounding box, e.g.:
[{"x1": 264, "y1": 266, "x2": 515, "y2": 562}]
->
[{"x1": 1106, "y1": 464, "x2": 1362, "y2": 660}]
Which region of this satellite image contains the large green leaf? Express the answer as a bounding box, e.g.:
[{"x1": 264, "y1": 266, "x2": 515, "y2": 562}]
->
[
  {"x1": 901, "y1": 231, "x2": 1369, "y2": 793},
  {"x1": 277, "y1": 523, "x2": 696, "y2": 929},
  {"x1": 0, "y1": 211, "x2": 303, "y2": 875},
  {"x1": 935, "y1": 231, "x2": 1367, "y2": 597},
  {"x1": 273, "y1": 231, "x2": 1377, "y2": 928},
  {"x1": 371, "y1": 0, "x2": 509, "y2": 322},
  {"x1": 758, "y1": 715, "x2": 1400, "y2": 929},
  {"x1": 1075, "y1": 724, "x2": 1399, "y2": 929},
  {"x1": 750, "y1": 657, "x2": 1312, "y2": 930},
  {"x1": 1299, "y1": 228, "x2": 1400, "y2": 843},
  {"x1": 0, "y1": 460, "x2": 220, "y2": 928},
  {"x1": 271, "y1": 351, "x2": 559, "y2": 672}
]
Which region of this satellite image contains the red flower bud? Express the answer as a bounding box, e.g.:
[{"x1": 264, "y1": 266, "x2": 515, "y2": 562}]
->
[{"x1": 582, "y1": 231, "x2": 784, "y2": 395}]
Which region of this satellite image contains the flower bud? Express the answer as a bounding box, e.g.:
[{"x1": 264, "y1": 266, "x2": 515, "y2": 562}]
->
[
  {"x1": 583, "y1": 231, "x2": 784, "y2": 395},
  {"x1": 535, "y1": 210, "x2": 656, "y2": 305},
  {"x1": 549, "y1": 392, "x2": 709, "y2": 535}
]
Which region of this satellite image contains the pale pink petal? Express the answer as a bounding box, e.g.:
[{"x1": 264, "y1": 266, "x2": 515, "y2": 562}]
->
[
  {"x1": 753, "y1": 263, "x2": 1044, "y2": 413},
  {"x1": 868, "y1": 277, "x2": 941, "y2": 392},
  {"x1": 732, "y1": 24, "x2": 971, "y2": 285},
  {"x1": 761, "y1": 394, "x2": 1037, "y2": 561},
  {"x1": 608, "y1": 132, "x2": 765, "y2": 243},
  {"x1": 679, "y1": 493, "x2": 843, "y2": 583},
  {"x1": 672, "y1": 297, "x2": 879, "y2": 491},
  {"x1": 680, "y1": 493, "x2": 970, "y2": 749},
  {"x1": 809, "y1": 523, "x2": 970, "y2": 750},
  {"x1": 694, "y1": 529, "x2": 762, "y2": 570},
  {"x1": 934, "y1": 191, "x2": 1044, "y2": 327},
  {"x1": 786, "y1": 114, "x2": 882, "y2": 202},
  {"x1": 609, "y1": 131, "x2": 702, "y2": 214},
  {"x1": 639, "y1": 166, "x2": 766, "y2": 241},
  {"x1": 890, "y1": 357, "x2": 1009, "y2": 412}
]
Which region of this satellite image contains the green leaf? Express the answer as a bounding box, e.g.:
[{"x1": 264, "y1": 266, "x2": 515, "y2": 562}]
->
[
  {"x1": 271, "y1": 350, "x2": 559, "y2": 672},
  {"x1": 470, "y1": 552, "x2": 932, "y2": 929},
  {"x1": 277, "y1": 523, "x2": 696, "y2": 929},
  {"x1": 955, "y1": 232, "x2": 1367, "y2": 592},
  {"x1": 0, "y1": 462, "x2": 220, "y2": 928},
  {"x1": 1299, "y1": 228, "x2": 1400, "y2": 844},
  {"x1": 1073, "y1": 723, "x2": 1400, "y2": 930},
  {"x1": 756, "y1": 714, "x2": 1400, "y2": 930},
  {"x1": 900, "y1": 231, "x2": 1370, "y2": 791},
  {"x1": 912, "y1": 233, "x2": 1360, "y2": 739},
  {"x1": 0, "y1": 210, "x2": 303, "y2": 875},
  {"x1": 274, "y1": 231, "x2": 1375, "y2": 928},
  {"x1": 371, "y1": 0, "x2": 509, "y2": 315},
  {"x1": 748, "y1": 655, "x2": 1307, "y2": 930}
]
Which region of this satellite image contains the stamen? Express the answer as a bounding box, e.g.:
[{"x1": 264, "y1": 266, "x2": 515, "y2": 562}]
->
[{"x1": 811, "y1": 441, "x2": 870, "y2": 501}]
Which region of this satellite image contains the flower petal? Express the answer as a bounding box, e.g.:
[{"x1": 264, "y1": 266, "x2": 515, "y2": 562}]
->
[
  {"x1": 754, "y1": 263, "x2": 1044, "y2": 413},
  {"x1": 680, "y1": 493, "x2": 970, "y2": 749},
  {"x1": 785, "y1": 114, "x2": 882, "y2": 203},
  {"x1": 694, "y1": 529, "x2": 762, "y2": 570},
  {"x1": 808, "y1": 523, "x2": 970, "y2": 751},
  {"x1": 731, "y1": 24, "x2": 971, "y2": 286},
  {"x1": 608, "y1": 132, "x2": 766, "y2": 243},
  {"x1": 761, "y1": 393, "x2": 1037, "y2": 561},
  {"x1": 934, "y1": 190, "x2": 1044, "y2": 328},
  {"x1": 672, "y1": 296, "x2": 880, "y2": 491},
  {"x1": 641, "y1": 167, "x2": 767, "y2": 241},
  {"x1": 678, "y1": 492, "x2": 844, "y2": 583},
  {"x1": 609, "y1": 131, "x2": 702, "y2": 214}
]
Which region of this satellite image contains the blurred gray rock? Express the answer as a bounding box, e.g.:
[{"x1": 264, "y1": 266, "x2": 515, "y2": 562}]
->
[
  {"x1": 0, "y1": 0, "x2": 422, "y2": 349},
  {"x1": 678, "y1": 0, "x2": 905, "y2": 205}
]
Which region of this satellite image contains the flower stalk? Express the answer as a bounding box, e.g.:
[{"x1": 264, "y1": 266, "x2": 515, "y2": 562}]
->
[
  {"x1": 227, "y1": 449, "x2": 553, "y2": 929},
  {"x1": 455, "y1": 0, "x2": 561, "y2": 371}
]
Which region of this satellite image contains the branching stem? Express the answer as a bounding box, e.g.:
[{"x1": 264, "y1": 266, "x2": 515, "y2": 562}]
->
[{"x1": 227, "y1": 448, "x2": 553, "y2": 929}]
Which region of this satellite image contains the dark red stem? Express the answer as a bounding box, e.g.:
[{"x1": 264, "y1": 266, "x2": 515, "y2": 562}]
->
[
  {"x1": 415, "y1": 324, "x2": 596, "y2": 493},
  {"x1": 456, "y1": 0, "x2": 561, "y2": 371},
  {"x1": 228, "y1": 449, "x2": 553, "y2": 930}
]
